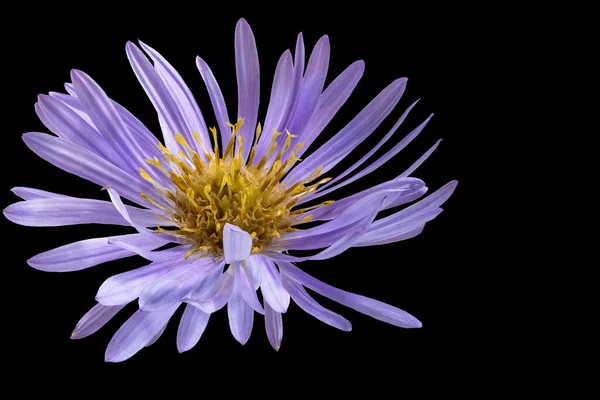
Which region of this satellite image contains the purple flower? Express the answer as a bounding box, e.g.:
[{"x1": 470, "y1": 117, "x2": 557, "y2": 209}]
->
[{"x1": 4, "y1": 18, "x2": 457, "y2": 361}]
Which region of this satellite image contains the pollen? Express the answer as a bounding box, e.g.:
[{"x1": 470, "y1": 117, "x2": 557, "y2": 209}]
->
[{"x1": 141, "y1": 119, "x2": 332, "y2": 258}]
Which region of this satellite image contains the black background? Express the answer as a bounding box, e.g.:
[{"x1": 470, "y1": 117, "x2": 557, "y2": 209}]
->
[{"x1": 2, "y1": 5, "x2": 484, "y2": 382}]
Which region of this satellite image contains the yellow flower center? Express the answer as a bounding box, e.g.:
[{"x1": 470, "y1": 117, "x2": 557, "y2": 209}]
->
[{"x1": 139, "y1": 119, "x2": 332, "y2": 258}]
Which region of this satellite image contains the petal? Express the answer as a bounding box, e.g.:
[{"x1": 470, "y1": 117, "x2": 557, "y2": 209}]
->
[
  {"x1": 223, "y1": 223, "x2": 252, "y2": 264},
  {"x1": 27, "y1": 233, "x2": 164, "y2": 272},
  {"x1": 177, "y1": 303, "x2": 210, "y2": 353},
  {"x1": 227, "y1": 292, "x2": 254, "y2": 345},
  {"x1": 306, "y1": 177, "x2": 426, "y2": 222},
  {"x1": 4, "y1": 197, "x2": 166, "y2": 227},
  {"x1": 139, "y1": 41, "x2": 211, "y2": 154},
  {"x1": 279, "y1": 262, "x2": 422, "y2": 328},
  {"x1": 276, "y1": 33, "x2": 305, "y2": 133},
  {"x1": 37, "y1": 94, "x2": 123, "y2": 168},
  {"x1": 186, "y1": 263, "x2": 224, "y2": 301},
  {"x1": 71, "y1": 303, "x2": 126, "y2": 339},
  {"x1": 196, "y1": 57, "x2": 231, "y2": 150},
  {"x1": 303, "y1": 100, "x2": 422, "y2": 203},
  {"x1": 235, "y1": 262, "x2": 264, "y2": 314},
  {"x1": 293, "y1": 60, "x2": 365, "y2": 159},
  {"x1": 235, "y1": 18, "x2": 260, "y2": 161},
  {"x1": 254, "y1": 50, "x2": 293, "y2": 162},
  {"x1": 107, "y1": 237, "x2": 189, "y2": 262},
  {"x1": 105, "y1": 305, "x2": 179, "y2": 363},
  {"x1": 251, "y1": 255, "x2": 290, "y2": 313},
  {"x1": 264, "y1": 302, "x2": 283, "y2": 351},
  {"x1": 10, "y1": 187, "x2": 70, "y2": 201},
  {"x1": 397, "y1": 139, "x2": 442, "y2": 178},
  {"x1": 125, "y1": 42, "x2": 191, "y2": 155},
  {"x1": 21, "y1": 132, "x2": 160, "y2": 207},
  {"x1": 191, "y1": 267, "x2": 235, "y2": 313},
  {"x1": 285, "y1": 78, "x2": 407, "y2": 184},
  {"x1": 139, "y1": 258, "x2": 221, "y2": 311},
  {"x1": 288, "y1": 35, "x2": 330, "y2": 136},
  {"x1": 95, "y1": 259, "x2": 176, "y2": 306},
  {"x1": 281, "y1": 274, "x2": 351, "y2": 331},
  {"x1": 70, "y1": 70, "x2": 152, "y2": 175}
]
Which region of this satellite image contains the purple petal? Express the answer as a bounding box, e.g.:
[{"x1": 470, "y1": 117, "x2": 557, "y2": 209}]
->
[
  {"x1": 250, "y1": 255, "x2": 290, "y2": 313},
  {"x1": 293, "y1": 60, "x2": 365, "y2": 159},
  {"x1": 397, "y1": 139, "x2": 442, "y2": 178},
  {"x1": 303, "y1": 100, "x2": 421, "y2": 203},
  {"x1": 247, "y1": 256, "x2": 262, "y2": 289},
  {"x1": 196, "y1": 57, "x2": 231, "y2": 151},
  {"x1": 234, "y1": 18, "x2": 260, "y2": 161},
  {"x1": 276, "y1": 33, "x2": 305, "y2": 133},
  {"x1": 285, "y1": 78, "x2": 407, "y2": 184},
  {"x1": 177, "y1": 303, "x2": 210, "y2": 353},
  {"x1": 126, "y1": 42, "x2": 193, "y2": 155},
  {"x1": 21, "y1": 132, "x2": 160, "y2": 207},
  {"x1": 70, "y1": 70, "x2": 153, "y2": 175},
  {"x1": 139, "y1": 41, "x2": 211, "y2": 155},
  {"x1": 235, "y1": 262, "x2": 264, "y2": 314},
  {"x1": 4, "y1": 197, "x2": 166, "y2": 227},
  {"x1": 307, "y1": 177, "x2": 426, "y2": 222},
  {"x1": 145, "y1": 323, "x2": 167, "y2": 347},
  {"x1": 191, "y1": 267, "x2": 235, "y2": 313},
  {"x1": 95, "y1": 259, "x2": 176, "y2": 306},
  {"x1": 281, "y1": 274, "x2": 351, "y2": 331},
  {"x1": 264, "y1": 302, "x2": 283, "y2": 351},
  {"x1": 288, "y1": 35, "x2": 330, "y2": 136},
  {"x1": 253, "y1": 50, "x2": 293, "y2": 163},
  {"x1": 355, "y1": 224, "x2": 426, "y2": 247},
  {"x1": 37, "y1": 94, "x2": 124, "y2": 168},
  {"x1": 279, "y1": 262, "x2": 422, "y2": 329},
  {"x1": 223, "y1": 223, "x2": 252, "y2": 264},
  {"x1": 10, "y1": 187, "x2": 70, "y2": 201},
  {"x1": 227, "y1": 292, "x2": 254, "y2": 345},
  {"x1": 186, "y1": 263, "x2": 224, "y2": 301},
  {"x1": 105, "y1": 305, "x2": 179, "y2": 363},
  {"x1": 139, "y1": 258, "x2": 221, "y2": 311},
  {"x1": 108, "y1": 237, "x2": 188, "y2": 262},
  {"x1": 27, "y1": 233, "x2": 164, "y2": 272},
  {"x1": 71, "y1": 303, "x2": 126, "y2": 339}
]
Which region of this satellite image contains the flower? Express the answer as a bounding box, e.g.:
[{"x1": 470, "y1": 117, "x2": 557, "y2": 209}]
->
[{"x1": 4, "y1": 18, "x2": 457, "y2": 362}]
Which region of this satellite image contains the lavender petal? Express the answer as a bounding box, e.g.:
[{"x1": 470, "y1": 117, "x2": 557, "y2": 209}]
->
[
  {"x1": 264, "y1": 301, "x2": 283, "y2": 351},
  {"x1": 227, "y1": 292, "x2": 254, "y2": 345},
  {"x1": 279, "y1": 262, "x2": 422, "y2": 328},
  {"x1": 71, "y1": 303, "x2": 126, "y2": 339},
  {"x1": 177, "y1": 303, "x2": 210, "y2": 353},
  {"x1": 250, "y1": 255, "x2": 290, "y2": 313},
  {"x1": 223, "y1": 223, "x2": 252, "y2": 264},
  {"x1": 196, "y1": 57, "x2": 231, "y2": 151}
]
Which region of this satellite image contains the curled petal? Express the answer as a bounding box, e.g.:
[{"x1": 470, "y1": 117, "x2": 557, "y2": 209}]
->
[{"x1": 223, "y1": 223, "x2": 252, "y2": 264}]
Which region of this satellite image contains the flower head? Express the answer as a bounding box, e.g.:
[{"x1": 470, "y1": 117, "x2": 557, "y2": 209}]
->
[{"x1": 4, "y1": 18, "x2": 457, "y2": 361}]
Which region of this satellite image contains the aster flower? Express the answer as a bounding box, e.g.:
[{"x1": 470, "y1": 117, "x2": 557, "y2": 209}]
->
[{"x1": 4, "y1": 18, "x2": 457, "y2": 361}]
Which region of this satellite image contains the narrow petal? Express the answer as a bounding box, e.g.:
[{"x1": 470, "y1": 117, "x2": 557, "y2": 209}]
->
[
  {"x1": 223, "y1": 223, "x2": 252, "y2": 264},
  {"x1": 264, "y1": 301, "x2": 283, "y2": 351},
  {"x1": 4, "y1": 197, "x2": 167, "y2": 227},
  {"x1": 281, "y1": 274, "x2": 351, "y2": 331},
  {"x1": 196, "y1": 57, "x2": 231, "y2": 150},
  {"x1": 126, "y1": 42, "x2": 193, "y2": 155},
  {"x1": 293, "y1": 60, "x2": 365, "y2": 159},
  {"x1": 397, "y1": 139, "x2": 442, "y2": 178},
  {"x1": 285, "y1": 78, "x2": 407, "y2": 184},
  {"x1": 21, "y1": 132, "x2": 160, "y2": 207},
  {"x1": 71, "y1": 70, "x2": 153, "y2": 175},
  {"x1": 108, "y1": 237, "x2": 188, "y2": 262},
  {"x1": 303, "y1": 100, "x2": 421, "y2": 202},
  {"x1": 177, "y1": 303, "x2": 210, "y2": 353},
  {"x1": 250, "y1": 255, "x2": 290, "y2": 313},
  {"x1": 105, "y1": 305, "x2": 179, "y2": 363},
  {"x1": 139, "y1": 258, "x2": 220, "y2": 311},
  {"x1": 276, "y1": 33, "x2": 305, "y2": 133},
  {"x1": 279, "y1": 262, "x2": 422, "y2": 328},
  {"x1": 355, "y1": 224, "x2": 426, "y2": 247},
  {"x1": 95, "y1": 259, "x2": 176, "y2": 306},
  {"x1": 307, "y1": 177, "x2": 426, "y2": 222},
  {"x1": 10, "y1": 187, "x2": 70, "y2": 201},
  {"x1": 255, "y1": 50, "x2": 293, "y2": 162},
  {"x1": 139, "y1": 41, "x2": 211, "y2": 153},
  {"x1": 27, "y1": 233, "x2": 164, "y2": 272},
  {"x1": 186, "y1": 263, "x2": 224, "y2": 301},
  {"x1": 228, "y1": 292, "x2": 254, "y2": 345},
  {"x1": 145, "y1": 323, "x2": 167, "y2": 347},
  {"x1": 71, "y1": 303, "x2": 126, "y2": 339},
  {"x1": 191, "y1": 267, "x2": 235, "y2": 313},
  {"x1": 235, "y1": 262, "x2": 264, "y2": 314},
  {"x1": 288, "y1": 35, "x2": 330, "y2": 136},
  {"x1": 37, "y1": 94, "x2": 124, "y2": 168},
  {"x1": 235, "y1": 18, "x2": 260, "y2": 161}
]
